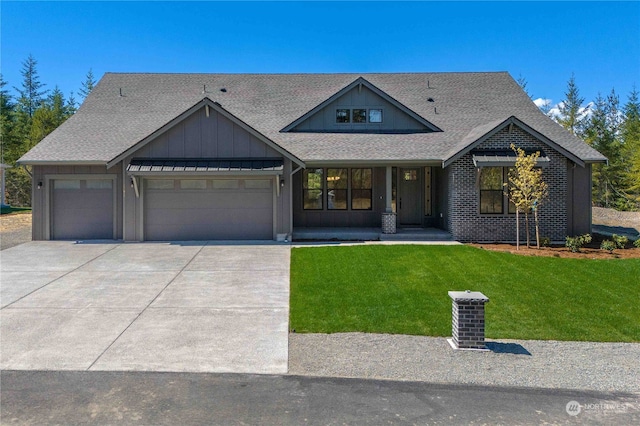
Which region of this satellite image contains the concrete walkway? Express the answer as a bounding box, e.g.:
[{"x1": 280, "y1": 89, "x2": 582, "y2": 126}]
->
[{"x1": 0, "y1": 241, "x2": 290, "y2": 374}]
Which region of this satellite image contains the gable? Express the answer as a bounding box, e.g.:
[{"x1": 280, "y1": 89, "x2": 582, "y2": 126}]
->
[
  {"x1": 283, "y1": 77, "x2": 440, "y2": 134},
  {"x1": 133, "y1": 105, "x2": 281, "y2": 159},
  {"x1": 106, "y1": 98, "x2": 303, "y2": 168}
]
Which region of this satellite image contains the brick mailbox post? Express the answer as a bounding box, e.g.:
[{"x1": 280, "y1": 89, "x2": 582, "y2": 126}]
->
[{"x1": 447, "y1": 290, "x2": 489, "y2": 351}]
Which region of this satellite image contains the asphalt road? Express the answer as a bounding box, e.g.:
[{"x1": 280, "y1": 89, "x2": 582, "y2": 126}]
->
[{"x1": 1, "y1": 371, "x2": 638, "y2": 425}]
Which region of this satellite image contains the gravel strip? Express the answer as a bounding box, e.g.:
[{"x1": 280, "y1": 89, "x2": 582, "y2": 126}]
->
[
  {"x1": 289, "y1": 333, "x2": 640, "y2": 393},
  {"x1": 0, "y1": 227, "x2": 32, "y2": 250}
]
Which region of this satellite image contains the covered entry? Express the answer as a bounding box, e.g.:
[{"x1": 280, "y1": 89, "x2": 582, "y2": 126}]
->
[{"x1": 128, "y1": 158, "x2": 283, "y2": 241}]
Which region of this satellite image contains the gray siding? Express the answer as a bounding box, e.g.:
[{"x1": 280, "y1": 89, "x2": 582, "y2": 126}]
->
[
  {"x1": 446, "y1": 125, "x2": 570, "y2": 242},
  {"x1": 135, "y1": 107, "x2": 281, "y2": 159},
  {"x1": 567, "y1": 163, "x2": 592, "y2": 235},
  {"x1": 31, "y1": 164, "x2": 123, "y2": 241},
  {"x1": 292, "y1": 85, "x2": 430, "y2": 133}
]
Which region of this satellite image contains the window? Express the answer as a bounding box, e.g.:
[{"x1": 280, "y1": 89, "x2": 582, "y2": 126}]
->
[
  {"x1": 244, "y1": 179, "x2": 271, "y2": 189},
  {"x1": 351, "y1": 168, "x2": 372, "y2": 210},
  {"x1": 54, "y1": 180, "x2": 81, "y2": 190},
  {"x1": 303, "y1": 169, "x2": 323, "y2": 210},
  {"x1": 368, "y1": 109, "x2": 383, "y2": 123},
  {"x1": 86, "y1": 179, "x2": 113, "y2": 189},
  {"x1": 353, "y1": 109, "x2": 367, "y2": 123},
  {"x1": 327, "y1": 168, "x2": 348, "y2": 210},
  {"x1": 479, "y1": 167, "x2": 519, "y2": 214},
  {"x1": 147, "y1": 179, "x2": 174, "y2": 190},
  {"x1": 211, "y1": 179, "x2": 239, "y2": 189},
  {"x1": 403, "y1": 169, "x2": 418, "y2": 181},
  {"x1": 336, "y1": 108, "x2": 383, "y2": 123},
  {"x1": 336, "y1": 109, "x2": 350, "y2": 123},
  {"x1": 180, "y1": 180, "x2": 206, "y2": 189},
  {"x1": 480, "y1": 167, "x2": 503, "y2": 214}
]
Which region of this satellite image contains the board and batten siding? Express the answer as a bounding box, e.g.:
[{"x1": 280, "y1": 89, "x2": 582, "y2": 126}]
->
[
  {"x1": 133, "y1": 107, "x2": 281, "y2": 159},
  {"x1": 291, "y1": 85, "x2": 430, "y2": 133}
]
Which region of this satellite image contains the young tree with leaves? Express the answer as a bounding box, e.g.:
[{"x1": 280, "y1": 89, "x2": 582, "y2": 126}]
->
[{"x1": 505, "y1": 144, "x2": 549, "y2": 249}]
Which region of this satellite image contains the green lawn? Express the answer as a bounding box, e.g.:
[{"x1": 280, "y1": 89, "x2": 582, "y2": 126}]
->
[{"x1": 290, "y1": 245, "x2": 640, "y2": 342}]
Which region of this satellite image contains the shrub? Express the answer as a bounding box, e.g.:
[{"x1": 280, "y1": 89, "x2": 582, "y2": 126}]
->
[
  {"x1": 612, "y1": 234, "x2": 628, "y2": 249},
  {"x1": 600, "y1": 240, "x2": 616, "y2": 253},
  {"x1": 540, "y1": 236, "x2": 551, "y2": 247},
  {"x1": 565, "y1": 234, "x2": 592, "y2": 253},
  {"x1": 634, "y1": 239, "x2": 640, "y2": 248}
]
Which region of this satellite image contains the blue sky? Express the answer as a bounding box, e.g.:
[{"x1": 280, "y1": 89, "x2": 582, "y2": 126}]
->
[{"x1": 2, "y1": 1, "x2": 639, "y2": 108}]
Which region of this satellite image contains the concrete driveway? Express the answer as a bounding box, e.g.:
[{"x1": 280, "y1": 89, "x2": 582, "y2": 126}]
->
[{"x1": 0, "y1": 241, "x2": 290, "y2": 374}]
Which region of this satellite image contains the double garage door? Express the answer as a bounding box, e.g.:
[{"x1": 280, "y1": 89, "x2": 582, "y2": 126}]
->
[{"x1": 144, "y1": 177, "x2": 274, "y2": 240}]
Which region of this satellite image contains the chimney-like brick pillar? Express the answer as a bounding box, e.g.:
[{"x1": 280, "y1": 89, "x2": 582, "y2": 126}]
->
[{"x1": 448, "y1": 291, "x2": 489, "y2": 350}]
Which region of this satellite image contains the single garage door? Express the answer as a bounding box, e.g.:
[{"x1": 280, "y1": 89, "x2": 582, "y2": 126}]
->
[
  {"x1": 144, "y1": 178, "x2": 274, "y2": 240},
  {"x1": 51, "y1": 178, "x2": 114, "y2": 240}
]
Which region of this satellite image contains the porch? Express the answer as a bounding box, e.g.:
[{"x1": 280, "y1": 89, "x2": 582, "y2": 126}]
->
[{"x1": 292, "y1": 227, "x2": 454, "y2": 242}]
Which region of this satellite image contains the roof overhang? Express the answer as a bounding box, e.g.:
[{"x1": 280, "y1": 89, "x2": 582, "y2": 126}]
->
[
  {"x1": 107, "y1": 97, "x2": 304, "y2": 170},
  {"x1": 471, "y1": 150, "x2": 550, "y2": 168},
  {"x1": 126, "y1": 158, "x2": 284, "y2": 176},
  {"x1": 443, "y1": 116, "x2": 586, "y2": 168}
]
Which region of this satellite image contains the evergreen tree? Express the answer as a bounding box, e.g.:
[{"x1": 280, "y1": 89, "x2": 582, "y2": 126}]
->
[
  {"x1": 584, "y1": 89, "x2": 628, "y2": 208},
  {"x1": 516, "y1": 74, "x2": 531, "y2": 99},
  {"x1": 30, "y1": 87, "x2": 71, "y2": 148},
  {"x1": 555, "y1": 73, "x2": 587, "y2": 136},
  {"x1": 14, "y1": 54, "x2": 47, "y2": 118},
  {"x1": 622, "y1": 87, "x2": 640, "y2": 206},
  {"x1": 79, "y1": 68, "x2": 96, "y2": 99},
  {"x1": 0, "y1": 75, "x2": 16, "y2": 164}
]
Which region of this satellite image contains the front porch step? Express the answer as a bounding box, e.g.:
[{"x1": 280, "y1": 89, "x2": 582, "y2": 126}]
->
[
  {"x1": 292, "y1": 227, "x2": 454, "y2": 242},
  {"x1": 379, "y1": 228, "x2": 454, "y2": 241}
]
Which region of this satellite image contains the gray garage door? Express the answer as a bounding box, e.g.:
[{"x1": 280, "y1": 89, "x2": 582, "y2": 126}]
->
[
  {"x1": 51, "y1": 179, "x2": 114, "y2": 240},
  {"x1": 144, "y1": 178, "x2": 273, "y2": 240}
]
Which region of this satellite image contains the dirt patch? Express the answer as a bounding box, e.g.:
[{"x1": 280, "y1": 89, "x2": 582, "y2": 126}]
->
[
  {"x1": 0, "y1": 212, "x2": 32, "y2": 233},
  {"x1": 592, "y1": 207, "x2": 640, "y2": 229}
]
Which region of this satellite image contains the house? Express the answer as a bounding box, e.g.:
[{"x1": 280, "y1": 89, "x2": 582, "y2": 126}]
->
[{"x1": 18, "y1": 72, "x2": 606, "y2": 242}]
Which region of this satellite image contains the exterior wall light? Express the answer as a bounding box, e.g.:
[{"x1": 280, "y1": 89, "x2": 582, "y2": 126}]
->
[
  {"x1": 37, "y1": 181, "x2": 43, "y2": 189},
  {"x1": 280, "y1": 179, "x2": 285, "y2": 188}
]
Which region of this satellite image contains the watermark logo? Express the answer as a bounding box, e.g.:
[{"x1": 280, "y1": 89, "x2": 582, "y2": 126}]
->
[{"x1": 566, "y1": 401, "x2": 581, "y2": 416}]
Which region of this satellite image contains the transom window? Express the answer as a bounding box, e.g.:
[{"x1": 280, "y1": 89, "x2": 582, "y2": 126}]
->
[
  {"x1": 303, "y1": 168, "x2": 373, "y2": 211},
  {"x1": 335, "y1": 108, "x2": 383, "y2": 124}
]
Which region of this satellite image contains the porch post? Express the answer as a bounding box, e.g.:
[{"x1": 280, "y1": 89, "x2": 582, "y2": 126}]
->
[{"x1": 385, "y1": 165, "x2": 392, "y2": 213}]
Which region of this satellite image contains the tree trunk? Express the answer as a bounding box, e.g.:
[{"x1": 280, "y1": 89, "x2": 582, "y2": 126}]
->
[
  {"x1": 525, "y1": 211, "x2": 530, "y2": 248},
  {"x1": 516, "y1": 209, "x2": 520, "y2": 250},
  {"x1": 534, "y1": 208, "x2": 540, "y2": 249}
]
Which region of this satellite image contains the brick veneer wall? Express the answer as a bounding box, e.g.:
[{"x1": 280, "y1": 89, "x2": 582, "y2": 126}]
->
[
  {"x1": 451, "y1": 300, "x2": 487, "y2": 349},
  {"x1": 447, "y1": 125, "x2": 568, "y2": 242}
]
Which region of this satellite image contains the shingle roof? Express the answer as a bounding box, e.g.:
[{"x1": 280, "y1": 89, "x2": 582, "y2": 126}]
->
[{"x1": 18, "y1": 72, "x2": 606, "y2": 165}]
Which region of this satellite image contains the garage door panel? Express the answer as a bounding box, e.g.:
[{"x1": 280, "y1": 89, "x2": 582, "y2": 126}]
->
[
  {"x1": 52, "y1": 182, "x2": 114, "y2": 240},
  {"x1": 144, "y1": 178, "x2": 274, "y2": 240}
]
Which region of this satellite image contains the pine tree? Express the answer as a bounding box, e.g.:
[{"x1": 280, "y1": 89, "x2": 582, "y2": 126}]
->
[
  {"x1": 79, "y1": 68, "x2": 96, "y2": 99},
  {"x1": 584, "y1": 89, "x2": 626, "y2": 208},
  {"x1": 14, "y1": 54, "x2": 47, "y2": 118},
  {"x1": 516, "y1": 74, "x2": 531, "y2": 99},
  {"x1": 555, "y1": 73, "x2": 587, "y2": 136},
  {"x1": 30, "y1": 87, "x2": 71, "y2": 148},
  {"x1": 622, "y1": 87, "x2": 640, "y2": 207}
]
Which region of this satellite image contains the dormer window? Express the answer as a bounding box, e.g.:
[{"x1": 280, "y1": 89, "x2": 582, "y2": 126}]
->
[
  {"x1": 335, "y1": 108, "x2": 383, "y2": 124},
  {"x1": 336, "y1": 109, "x2": 350, "y2": 123}
]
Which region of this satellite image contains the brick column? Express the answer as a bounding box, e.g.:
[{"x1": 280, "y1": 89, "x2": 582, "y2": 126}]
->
[
  {"x1": 447, "y1": 290, "x2": 489, "y2": 351},
  {"x1": 381, "y1": 212, "x2": 396, "y2": 234}
]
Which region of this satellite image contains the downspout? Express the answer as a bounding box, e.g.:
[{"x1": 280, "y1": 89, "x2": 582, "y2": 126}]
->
[{"x1": 289, "y1": 164, "x2": 303, "y2": 241}]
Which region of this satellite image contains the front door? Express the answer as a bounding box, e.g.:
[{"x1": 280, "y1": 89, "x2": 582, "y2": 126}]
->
[{"x1": 398, "y1": 168, "x2": 421, "y2": 225}]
